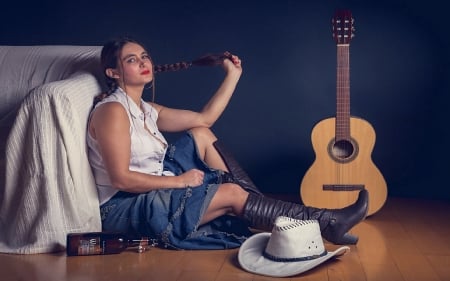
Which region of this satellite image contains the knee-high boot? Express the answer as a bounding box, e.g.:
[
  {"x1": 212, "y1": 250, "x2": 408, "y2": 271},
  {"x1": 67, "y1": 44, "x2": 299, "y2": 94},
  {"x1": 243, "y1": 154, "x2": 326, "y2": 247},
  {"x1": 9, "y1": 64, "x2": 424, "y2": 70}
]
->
[
  {"x1": 213, "y1": 141, "x2": 262, "y2": 195},
  {"x1": 242, "y1": 189, "x2": 369, "y2": 245}
]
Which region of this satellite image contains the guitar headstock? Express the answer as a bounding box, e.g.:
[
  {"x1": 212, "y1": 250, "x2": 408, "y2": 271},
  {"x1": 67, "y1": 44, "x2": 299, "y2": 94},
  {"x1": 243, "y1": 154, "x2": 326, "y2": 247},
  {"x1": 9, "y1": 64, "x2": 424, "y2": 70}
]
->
[{"x1": 332, "y1": 10, "x2": 355, "y2": 45}]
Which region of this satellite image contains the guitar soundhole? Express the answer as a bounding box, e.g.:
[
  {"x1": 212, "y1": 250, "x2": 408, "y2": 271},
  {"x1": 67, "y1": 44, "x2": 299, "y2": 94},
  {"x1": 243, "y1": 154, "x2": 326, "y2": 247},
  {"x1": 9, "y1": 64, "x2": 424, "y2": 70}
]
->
[{"x1": 328, "y1": 138, "x2": 358, "y2": 163}]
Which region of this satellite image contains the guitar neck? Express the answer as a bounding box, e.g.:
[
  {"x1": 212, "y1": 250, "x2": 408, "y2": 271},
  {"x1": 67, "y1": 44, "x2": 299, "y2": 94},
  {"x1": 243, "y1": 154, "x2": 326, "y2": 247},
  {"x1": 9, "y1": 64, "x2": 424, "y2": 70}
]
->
[{"x1": 336, "y1": 44, "x2": 351, "y2": 141}]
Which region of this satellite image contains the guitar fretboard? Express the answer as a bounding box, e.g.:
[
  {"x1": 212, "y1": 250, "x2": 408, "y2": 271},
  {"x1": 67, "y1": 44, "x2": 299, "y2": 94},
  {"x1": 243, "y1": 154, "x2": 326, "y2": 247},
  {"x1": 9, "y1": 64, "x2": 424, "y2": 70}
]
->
[{"x1": 336, "y1": 44, "x2": 350, "y2": 141}]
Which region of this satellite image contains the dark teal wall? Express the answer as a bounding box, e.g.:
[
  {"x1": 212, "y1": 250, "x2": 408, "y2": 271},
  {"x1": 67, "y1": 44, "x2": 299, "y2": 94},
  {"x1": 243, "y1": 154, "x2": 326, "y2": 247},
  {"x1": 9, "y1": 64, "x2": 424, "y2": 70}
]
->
[{"x1": 2, "y1": 0, "x2": 449, "y2": 200}]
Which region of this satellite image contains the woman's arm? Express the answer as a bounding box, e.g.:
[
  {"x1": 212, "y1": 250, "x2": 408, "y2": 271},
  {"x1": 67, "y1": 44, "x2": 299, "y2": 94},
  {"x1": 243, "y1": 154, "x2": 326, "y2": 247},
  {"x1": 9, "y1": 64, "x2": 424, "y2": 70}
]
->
[
  {"x1": 89, "y1": 102, "x2": 204, "y2": 193},
  {"x1": 154, "y1": 55, "x2": 242, "y2": 132}
]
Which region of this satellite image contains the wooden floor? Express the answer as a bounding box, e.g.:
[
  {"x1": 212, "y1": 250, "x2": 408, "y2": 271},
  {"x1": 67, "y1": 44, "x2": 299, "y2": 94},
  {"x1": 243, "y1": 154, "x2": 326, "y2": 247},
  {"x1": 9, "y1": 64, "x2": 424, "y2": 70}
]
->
[{"x1": 0, "y1": 196, "x2": 449, "y2": 281}]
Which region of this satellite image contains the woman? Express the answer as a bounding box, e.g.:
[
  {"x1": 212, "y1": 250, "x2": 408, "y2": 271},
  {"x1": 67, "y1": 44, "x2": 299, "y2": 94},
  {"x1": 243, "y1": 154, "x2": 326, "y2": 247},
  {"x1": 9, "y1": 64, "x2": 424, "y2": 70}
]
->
[{"x1": 87, "y1": 36, "x2": 368, "y2": 250}]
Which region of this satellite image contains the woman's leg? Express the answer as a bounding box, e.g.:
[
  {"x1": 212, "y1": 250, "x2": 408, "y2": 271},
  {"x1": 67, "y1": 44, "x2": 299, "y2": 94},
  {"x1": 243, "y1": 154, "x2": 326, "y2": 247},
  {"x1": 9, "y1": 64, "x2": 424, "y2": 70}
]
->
[
  {"x1": 200, "y1": 183, "x2": 249, "y2": 225},
  {"x1": 189, "y1": 127, "x2": 262, "y2": 194},
  {"x1": 190, "y1": 127, "x2": 368, "y2": 244},
  {"x1": 202, "y1": 182, "x2": 369, "y2": 245},
  {"x1": 189, "y1": 127, "x2": 228, "y2": 171}
]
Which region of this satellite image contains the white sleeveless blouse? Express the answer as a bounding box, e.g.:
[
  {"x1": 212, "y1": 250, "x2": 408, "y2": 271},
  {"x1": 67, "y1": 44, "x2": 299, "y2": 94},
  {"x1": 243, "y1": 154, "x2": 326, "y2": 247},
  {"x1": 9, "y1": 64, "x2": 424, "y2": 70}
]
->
[{"x1": 87, "y1": 88, "x2": 170, "y2": 204}]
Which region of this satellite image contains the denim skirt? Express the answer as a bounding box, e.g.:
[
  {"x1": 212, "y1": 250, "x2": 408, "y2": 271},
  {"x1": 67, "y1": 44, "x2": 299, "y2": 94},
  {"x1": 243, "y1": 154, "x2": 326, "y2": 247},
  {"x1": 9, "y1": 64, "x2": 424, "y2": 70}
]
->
[{"x1": 99, "y1": 132, "x2": 251, "y2": 250}]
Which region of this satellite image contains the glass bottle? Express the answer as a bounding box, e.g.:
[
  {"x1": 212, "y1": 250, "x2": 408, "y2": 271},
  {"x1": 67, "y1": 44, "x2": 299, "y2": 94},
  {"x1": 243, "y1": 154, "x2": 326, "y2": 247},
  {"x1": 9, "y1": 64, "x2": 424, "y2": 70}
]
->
[{"x1": 66, "y1": 232, "x2": 154, "y2": 256}]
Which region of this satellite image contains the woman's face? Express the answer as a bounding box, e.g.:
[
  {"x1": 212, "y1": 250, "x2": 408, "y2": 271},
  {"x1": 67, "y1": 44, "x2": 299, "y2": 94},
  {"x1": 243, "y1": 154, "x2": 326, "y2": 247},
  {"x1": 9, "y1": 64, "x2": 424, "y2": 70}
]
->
[{"x1": 114, "y1": 42, "x2": 153, "y2": 88}]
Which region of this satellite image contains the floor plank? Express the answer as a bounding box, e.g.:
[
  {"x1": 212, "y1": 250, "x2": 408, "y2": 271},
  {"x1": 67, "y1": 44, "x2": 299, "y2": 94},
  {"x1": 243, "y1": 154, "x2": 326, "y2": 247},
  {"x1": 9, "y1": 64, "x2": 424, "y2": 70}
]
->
[{"x1": 0, "y1": 197, "x2": 448, "y2": 281}]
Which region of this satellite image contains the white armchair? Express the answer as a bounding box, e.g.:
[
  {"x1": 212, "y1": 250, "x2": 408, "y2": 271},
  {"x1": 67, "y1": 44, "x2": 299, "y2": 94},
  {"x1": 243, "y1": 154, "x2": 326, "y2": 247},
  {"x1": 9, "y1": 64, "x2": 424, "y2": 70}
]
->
[{"x1": 0, "y1": 46, "x2": 105, "y2": 254}]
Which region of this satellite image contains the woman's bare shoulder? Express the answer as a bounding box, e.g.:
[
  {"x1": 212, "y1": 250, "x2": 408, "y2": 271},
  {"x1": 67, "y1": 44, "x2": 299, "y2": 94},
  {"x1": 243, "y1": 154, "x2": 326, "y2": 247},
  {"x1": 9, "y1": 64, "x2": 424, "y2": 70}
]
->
[{"x1": 91, "y1": 102, "x2": 130, "y2": 127}]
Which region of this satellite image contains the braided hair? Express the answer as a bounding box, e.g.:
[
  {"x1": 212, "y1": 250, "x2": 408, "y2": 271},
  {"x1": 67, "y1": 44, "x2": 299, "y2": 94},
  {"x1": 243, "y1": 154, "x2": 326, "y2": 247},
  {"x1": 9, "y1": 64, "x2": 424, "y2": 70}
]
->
[
  {"x1": 95, "y1": 36, "x2": 232, "y2": 106},
  {"x1": 153, "y1": 51, "x2": 233, "y2": 73}
]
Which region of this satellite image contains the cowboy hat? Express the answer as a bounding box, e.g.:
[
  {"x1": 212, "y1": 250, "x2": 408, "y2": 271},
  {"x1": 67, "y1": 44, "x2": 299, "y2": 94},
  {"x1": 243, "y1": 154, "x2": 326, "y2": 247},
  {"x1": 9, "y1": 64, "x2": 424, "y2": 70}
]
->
[{"x1": 238, "y1": 216, "x2": 350, "y2": 277}]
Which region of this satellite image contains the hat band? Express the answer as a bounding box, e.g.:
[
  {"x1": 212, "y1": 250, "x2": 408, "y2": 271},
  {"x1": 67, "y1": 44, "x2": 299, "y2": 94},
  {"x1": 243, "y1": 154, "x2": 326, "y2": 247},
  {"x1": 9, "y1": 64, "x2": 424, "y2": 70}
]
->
[{"x1": 263, "y1": 250, "x2": 328, "y2": 262}]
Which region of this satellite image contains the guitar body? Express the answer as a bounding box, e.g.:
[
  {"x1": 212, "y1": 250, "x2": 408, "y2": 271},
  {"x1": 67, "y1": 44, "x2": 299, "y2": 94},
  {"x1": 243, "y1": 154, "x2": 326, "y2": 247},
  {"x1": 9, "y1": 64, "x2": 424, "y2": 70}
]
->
[{"x1": 300, "y1": 116, "x2": 387, "y2": 216}]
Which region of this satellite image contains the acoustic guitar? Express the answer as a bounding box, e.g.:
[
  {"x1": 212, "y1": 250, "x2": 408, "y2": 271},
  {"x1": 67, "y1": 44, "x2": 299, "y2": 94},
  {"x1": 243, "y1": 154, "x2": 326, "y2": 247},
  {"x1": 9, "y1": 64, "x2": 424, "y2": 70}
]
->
[{"x1": 300, "y1": 10, "x2": 387, "y2": 216}]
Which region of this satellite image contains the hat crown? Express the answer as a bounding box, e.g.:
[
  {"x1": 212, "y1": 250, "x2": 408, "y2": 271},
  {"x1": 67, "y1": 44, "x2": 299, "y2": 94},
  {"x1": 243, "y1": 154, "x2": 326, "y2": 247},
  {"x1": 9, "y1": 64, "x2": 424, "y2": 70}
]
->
[{"x1": 264, "y1": 216, "x2": 326, "y2": 261}]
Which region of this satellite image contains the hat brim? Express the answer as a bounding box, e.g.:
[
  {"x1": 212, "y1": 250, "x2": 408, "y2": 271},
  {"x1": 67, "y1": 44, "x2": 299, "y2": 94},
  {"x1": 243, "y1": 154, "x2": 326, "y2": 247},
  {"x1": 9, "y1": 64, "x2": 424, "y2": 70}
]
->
[{"x1": 238, "y1": 233, "x2": 350, "y2": 278}]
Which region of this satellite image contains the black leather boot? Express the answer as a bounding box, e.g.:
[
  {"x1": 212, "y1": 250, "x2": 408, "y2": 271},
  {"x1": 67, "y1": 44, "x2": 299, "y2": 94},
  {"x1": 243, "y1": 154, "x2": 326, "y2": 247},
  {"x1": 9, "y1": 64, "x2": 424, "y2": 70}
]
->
[
  {"x1": 242, "y1": 189, "x2": 369, "y2": 244},
  {"x1": 213, "y1": 141, "x2": 262, "y2": 195}
]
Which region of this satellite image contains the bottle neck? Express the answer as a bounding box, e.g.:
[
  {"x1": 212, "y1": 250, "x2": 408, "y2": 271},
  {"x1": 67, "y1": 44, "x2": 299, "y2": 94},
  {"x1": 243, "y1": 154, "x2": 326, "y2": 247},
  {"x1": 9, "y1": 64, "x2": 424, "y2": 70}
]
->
[{"x1": 126, "y1": 237, "x2": 157, "y2": 253}]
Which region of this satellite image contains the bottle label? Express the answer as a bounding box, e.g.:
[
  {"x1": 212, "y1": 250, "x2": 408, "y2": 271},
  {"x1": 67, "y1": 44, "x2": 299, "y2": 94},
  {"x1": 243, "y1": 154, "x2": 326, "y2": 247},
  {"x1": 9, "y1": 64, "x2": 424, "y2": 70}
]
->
[{"x1": 78, "y1": 237, "x2": 102, "y2": 255}]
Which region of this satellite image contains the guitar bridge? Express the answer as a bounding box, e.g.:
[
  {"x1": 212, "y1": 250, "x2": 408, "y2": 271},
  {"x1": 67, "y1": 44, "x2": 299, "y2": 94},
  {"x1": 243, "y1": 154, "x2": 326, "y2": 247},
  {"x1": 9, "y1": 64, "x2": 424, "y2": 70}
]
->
[{"x1": 323, "y1": 184, "x2": 365, "y2": 191}]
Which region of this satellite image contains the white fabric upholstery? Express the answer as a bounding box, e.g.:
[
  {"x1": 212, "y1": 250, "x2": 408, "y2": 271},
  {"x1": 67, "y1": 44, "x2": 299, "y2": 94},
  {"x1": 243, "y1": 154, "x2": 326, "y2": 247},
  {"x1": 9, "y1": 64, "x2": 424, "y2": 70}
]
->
[
  {"x1": 0, "y1": 46, "x2": 103, "y2": 121},
  {"x1": 0, "y1": 46, "x2": 104, "y2": 254}
]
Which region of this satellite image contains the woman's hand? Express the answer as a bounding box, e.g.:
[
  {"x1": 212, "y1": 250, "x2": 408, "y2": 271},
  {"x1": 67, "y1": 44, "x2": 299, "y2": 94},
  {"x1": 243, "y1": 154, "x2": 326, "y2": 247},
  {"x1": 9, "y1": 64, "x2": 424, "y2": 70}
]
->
[
  {"x1": 222, "y1": 54, "x2": 242, "y2": 77},
  {"x1": 177, "y1": 169, "x2": 205, "y2": 188}
]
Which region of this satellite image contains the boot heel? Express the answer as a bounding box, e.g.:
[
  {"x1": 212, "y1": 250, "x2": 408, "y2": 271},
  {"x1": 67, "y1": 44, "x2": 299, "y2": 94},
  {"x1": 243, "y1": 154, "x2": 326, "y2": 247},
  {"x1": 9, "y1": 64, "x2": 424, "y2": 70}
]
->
[{"x1": 334, "y1": 233, "x2": 359, "y2": 245}]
